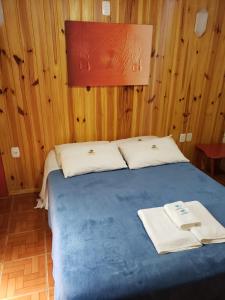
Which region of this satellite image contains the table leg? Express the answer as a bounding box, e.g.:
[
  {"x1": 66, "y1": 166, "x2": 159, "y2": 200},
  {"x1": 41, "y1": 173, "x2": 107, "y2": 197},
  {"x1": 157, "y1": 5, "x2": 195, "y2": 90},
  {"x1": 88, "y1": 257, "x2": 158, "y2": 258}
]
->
[
  {"x1": 196, "y1": 149, "x2": 204, "y2": 170},
  {"x1": 200, "y1": 154, "x2": 205, "y2": 171},
  {"x1": 210, "y1": 158, "x2": 215, "y2": 177}
]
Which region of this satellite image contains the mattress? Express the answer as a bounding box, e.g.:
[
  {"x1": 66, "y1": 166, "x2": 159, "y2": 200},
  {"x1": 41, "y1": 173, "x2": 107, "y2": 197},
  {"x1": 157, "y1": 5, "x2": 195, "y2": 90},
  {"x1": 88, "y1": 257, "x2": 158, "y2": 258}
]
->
[{"x1": 48, "y1": 163, "x2": 225, "y2": 300}]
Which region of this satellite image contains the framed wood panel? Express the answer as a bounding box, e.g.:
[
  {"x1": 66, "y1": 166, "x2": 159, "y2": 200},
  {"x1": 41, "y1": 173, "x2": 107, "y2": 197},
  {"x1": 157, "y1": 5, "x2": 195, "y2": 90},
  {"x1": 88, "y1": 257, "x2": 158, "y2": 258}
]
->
[{"x1": 65, "y1": 21, "x2": 153, "y2": 86}]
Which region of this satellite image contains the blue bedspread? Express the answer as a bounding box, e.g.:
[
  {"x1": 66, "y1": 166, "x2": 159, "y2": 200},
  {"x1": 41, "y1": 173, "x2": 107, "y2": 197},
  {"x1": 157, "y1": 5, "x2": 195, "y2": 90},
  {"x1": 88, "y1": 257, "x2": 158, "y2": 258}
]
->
[{"x1": 48, "y1": 163, "x2": 225, "y2": 300}]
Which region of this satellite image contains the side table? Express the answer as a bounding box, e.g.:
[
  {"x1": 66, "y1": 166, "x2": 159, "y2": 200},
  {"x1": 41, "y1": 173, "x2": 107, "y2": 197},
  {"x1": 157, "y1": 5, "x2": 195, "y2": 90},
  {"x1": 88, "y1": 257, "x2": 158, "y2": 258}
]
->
[{"x1": 196, "y1": 144, "x2": 225, "y2": 177}]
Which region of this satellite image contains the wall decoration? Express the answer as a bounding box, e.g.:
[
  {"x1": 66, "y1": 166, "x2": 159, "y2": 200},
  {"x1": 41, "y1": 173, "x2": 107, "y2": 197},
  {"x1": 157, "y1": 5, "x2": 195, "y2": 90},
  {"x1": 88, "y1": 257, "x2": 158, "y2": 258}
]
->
[
  {"x1": 194, "y1": 9, "x2": 208, "y2": 37},
  {"x1": 65, "y1": 21, "x2": 153, "y2": 86}
]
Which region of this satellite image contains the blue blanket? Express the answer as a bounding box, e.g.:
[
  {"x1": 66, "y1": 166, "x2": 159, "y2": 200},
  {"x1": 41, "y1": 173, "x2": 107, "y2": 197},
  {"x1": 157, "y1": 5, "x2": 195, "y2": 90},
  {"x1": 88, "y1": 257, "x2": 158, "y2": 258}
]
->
[{"x1": 48, "y1": 163, "x2": 225, "y2": 300}]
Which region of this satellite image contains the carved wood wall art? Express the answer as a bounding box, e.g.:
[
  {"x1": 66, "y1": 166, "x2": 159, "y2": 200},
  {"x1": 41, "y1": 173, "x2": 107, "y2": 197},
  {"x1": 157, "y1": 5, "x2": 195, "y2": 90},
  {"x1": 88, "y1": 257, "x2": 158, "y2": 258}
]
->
[{"x1": 65, "y1": 21, "x2": 153, "y2": 87}]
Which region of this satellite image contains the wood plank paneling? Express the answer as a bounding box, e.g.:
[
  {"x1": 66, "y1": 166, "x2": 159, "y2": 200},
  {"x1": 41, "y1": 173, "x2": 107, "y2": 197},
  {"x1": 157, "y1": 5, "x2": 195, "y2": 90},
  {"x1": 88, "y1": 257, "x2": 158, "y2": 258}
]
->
[{"x1": 0, "y1": 0, "x2": 224, "y2": 194}]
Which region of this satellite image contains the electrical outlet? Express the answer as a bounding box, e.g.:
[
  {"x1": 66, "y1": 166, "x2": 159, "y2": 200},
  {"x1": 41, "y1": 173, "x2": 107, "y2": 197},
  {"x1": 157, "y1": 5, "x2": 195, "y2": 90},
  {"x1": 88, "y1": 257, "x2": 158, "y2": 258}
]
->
[
  {"x1": 186, "y1": 132, "x2": 192, "y2": 142},
  {"x1": 179, "y1": 133, "x2": 186, "y2": 143},
  {"x1": 11, "y1": 147, "x2": 20, "y2": 158}
]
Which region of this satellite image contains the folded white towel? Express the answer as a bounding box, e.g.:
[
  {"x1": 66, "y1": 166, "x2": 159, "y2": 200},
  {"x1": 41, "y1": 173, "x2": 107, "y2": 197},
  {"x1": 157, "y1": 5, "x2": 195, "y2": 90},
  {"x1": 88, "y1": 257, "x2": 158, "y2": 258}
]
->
[
  {"x1": 138, "y1": 207, "x2": 202, "y2": 254},
  {"x1": 164, "y1": 201, "x2": 201, "y2": 230},
  {"x1": 187, "y1": 201, "x2": 225, "y2": 244}
]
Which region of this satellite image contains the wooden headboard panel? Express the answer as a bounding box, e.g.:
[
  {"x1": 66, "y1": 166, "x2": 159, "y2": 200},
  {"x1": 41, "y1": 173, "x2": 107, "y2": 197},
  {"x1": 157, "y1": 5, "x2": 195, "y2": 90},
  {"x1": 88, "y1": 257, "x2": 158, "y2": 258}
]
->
[{"x1": 0, "y1": 0, "x2": 224, "y2": 194}]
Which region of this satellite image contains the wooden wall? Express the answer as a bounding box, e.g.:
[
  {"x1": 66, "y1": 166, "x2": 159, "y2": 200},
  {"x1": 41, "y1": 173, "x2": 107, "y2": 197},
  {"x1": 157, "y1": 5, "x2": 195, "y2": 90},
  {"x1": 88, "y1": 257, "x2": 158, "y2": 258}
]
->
[{"x1": 0, "y1": 0, "x2": 225, "y2": 194}]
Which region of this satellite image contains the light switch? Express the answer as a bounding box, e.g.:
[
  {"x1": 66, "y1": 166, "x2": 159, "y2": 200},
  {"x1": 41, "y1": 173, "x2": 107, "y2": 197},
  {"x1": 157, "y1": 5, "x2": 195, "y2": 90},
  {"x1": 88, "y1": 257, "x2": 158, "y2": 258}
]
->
[
  {"x1": 179, "y1": 134, "x2": 186, "y2": 143},
  {"x1": 11, "y1": 147, "x2": 20, "y2": 158},
  {"x1": 102, "y1": 1, "x2": 110, "y2": 16},
  {"x1": 186, "y1": 132, "x2": 192, "y2": 142}
]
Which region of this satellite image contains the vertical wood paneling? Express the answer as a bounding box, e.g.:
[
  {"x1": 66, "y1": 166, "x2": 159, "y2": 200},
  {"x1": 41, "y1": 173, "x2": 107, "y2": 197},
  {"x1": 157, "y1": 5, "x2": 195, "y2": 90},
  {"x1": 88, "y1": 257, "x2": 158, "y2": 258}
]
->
[{"x1": 0, "y1": 0, "x2": 224, "y2": 194}]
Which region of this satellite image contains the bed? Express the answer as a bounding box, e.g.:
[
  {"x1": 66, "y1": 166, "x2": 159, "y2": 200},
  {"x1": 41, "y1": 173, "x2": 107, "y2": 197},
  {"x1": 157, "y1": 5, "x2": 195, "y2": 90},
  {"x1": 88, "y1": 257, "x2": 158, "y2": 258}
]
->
[{"x1": 47, "y1": 162, "x2": 225, "y2": 300}]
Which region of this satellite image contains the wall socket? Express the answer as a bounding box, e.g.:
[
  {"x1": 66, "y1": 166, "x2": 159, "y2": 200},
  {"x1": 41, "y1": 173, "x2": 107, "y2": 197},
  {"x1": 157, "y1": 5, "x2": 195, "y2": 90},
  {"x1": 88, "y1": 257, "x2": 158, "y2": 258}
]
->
[
  {"x1": 179, "y1": 133, "x2": 186, "y2": 143},
  {"x1": 179, "y1": 133, "x2": 193, "y2": 142},
  {"x1": 186, "y1": 132, "x2": 192, "y2": 142},
  {"x1": 11, "y1": 147, "x2": 20, "y2": 158}
]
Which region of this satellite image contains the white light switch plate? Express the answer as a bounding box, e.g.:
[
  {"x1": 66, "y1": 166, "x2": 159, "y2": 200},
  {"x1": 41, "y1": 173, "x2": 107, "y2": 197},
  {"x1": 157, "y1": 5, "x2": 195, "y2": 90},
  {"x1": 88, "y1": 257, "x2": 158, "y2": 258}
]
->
[
  {"x1": 11, "y1": 147, "x2": 20, "y2": 158},
  {"x1": 186, "y1": 132, "x2": 192, "y2": 142},
  {"x1": 102, "y1": 1, "x2": 110, "y2": 16},
  {"x1": 179, "y1": 134, "x2": 186, "y2": 143}
]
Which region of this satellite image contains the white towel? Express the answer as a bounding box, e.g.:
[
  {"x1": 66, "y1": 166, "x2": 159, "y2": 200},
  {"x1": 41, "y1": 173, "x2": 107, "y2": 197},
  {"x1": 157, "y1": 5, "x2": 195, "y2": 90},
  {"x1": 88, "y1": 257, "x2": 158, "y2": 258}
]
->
[
  {"x1": 187, "y1": 201, "x2": 225, "y2": 244},
  {"x1": 164, "y1": 201, "x2": 201, "y2": 230},
  {"x1": 138, "y1": 207, "x2": 202, "y2": 254}
]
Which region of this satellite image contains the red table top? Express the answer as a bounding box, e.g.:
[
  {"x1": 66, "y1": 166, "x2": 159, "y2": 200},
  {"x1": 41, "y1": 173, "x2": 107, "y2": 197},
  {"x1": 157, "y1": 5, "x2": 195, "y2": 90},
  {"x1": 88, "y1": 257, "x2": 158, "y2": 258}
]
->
[{"x1": 196, "y1": 144, "x2": 225, "y2": 159}]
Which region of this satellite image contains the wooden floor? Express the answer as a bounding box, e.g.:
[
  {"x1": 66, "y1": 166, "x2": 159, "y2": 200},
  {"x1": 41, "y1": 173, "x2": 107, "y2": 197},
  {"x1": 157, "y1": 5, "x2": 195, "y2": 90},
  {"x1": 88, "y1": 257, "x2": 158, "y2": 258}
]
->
[{"x1": 0, "y1": 194, "x2": 54, "y2": 299}]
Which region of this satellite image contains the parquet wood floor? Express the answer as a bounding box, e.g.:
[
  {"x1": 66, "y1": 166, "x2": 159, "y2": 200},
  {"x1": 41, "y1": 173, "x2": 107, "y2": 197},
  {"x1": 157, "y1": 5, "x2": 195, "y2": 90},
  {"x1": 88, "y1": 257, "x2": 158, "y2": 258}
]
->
[{"x1": 0, "y1": 194, "x2": 54, "y2": 299}]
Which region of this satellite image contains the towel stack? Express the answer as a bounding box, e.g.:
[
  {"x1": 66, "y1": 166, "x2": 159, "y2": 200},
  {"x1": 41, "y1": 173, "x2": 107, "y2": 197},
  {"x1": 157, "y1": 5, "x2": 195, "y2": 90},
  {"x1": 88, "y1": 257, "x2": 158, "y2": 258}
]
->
[{"x1": 138, "y1": 201, "x2": 225, "y2": 254}]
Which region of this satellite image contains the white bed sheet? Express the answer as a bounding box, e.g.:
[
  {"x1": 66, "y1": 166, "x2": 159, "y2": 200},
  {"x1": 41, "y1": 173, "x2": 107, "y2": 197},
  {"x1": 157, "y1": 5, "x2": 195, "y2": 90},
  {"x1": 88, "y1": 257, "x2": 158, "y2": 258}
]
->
[{"x1": 36, "y1": 150, "x2": 60, "y2": 209}]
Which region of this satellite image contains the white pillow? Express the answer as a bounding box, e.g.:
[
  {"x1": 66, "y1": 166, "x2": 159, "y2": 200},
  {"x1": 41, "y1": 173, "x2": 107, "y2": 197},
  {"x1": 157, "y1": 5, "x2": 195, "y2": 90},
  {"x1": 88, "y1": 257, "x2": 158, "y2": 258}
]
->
[
  {"x1": 119, "y1": 136, "x2": 189, "y2": 169},
  {"x1": 61, "y1": 143, "x2": 127, "y2": 178},
  {"x1": 55, "y1": 141, "x2": 109, "y2": 167},
  {"x1": 111, "y1": 135, "x2": 157, "y2": 146}
]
